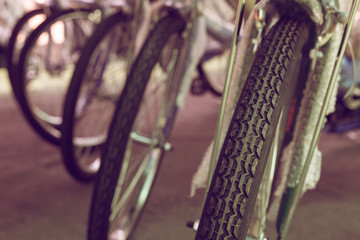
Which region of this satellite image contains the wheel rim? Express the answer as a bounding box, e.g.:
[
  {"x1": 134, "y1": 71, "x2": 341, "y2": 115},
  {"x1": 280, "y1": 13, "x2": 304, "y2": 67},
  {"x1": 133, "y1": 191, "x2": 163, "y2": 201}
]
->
[{"x1": 23, "y1": 13, "x2": 95, "y2": 141}]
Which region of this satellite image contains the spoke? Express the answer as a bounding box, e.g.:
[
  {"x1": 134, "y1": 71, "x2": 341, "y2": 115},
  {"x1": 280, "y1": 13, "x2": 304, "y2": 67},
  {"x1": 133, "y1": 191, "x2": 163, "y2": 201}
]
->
[
  {"x1": 130, "y1": 132, "x2": 158, "y2": 146},
  {"x1": 140, "y1": 91, "x2": 158, "y2": 134},
  {"x1": 74, "y1": 101, "x2": 112, "y2": 144},
  {"x1": 126, "y1": 148, "x2": 151, "y2": 183},
  {"x1": 110, "y1": 141, "x2": 149, "y2": 210},
  {"x1": 109, "y1": 154, "x2": 149, "y2": 222},
  {"x1": 140, "y1": 66, "x2": 168, "y2": 133},
  {"x1": 110, "y1": 148, "x2": 161, "y2": 225}
]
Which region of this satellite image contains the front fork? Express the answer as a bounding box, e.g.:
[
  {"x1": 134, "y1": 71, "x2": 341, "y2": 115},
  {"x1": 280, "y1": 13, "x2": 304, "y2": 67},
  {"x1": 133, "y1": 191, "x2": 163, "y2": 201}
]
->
[{"x1": 276, "y1": 0, "x2": 360, "y2": 239}]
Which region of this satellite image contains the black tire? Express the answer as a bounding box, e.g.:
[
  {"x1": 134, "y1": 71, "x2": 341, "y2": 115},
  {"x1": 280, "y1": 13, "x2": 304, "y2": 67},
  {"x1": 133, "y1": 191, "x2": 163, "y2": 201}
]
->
[
  {"x1": 195, "y1": 16, "x2": 312, "y2": 240},
  {"x1": 60, "y1": 11, "x2": 132, "y2": 182},
  {"x1": 7, "y1": 9, "x2": 45, "y2": 99},
  {"x1": 16, "y1": 8, "x2": 95, "y2": 145},
  {"x1": 87, "y1": 12, "x2": 186, "y2": 240}
]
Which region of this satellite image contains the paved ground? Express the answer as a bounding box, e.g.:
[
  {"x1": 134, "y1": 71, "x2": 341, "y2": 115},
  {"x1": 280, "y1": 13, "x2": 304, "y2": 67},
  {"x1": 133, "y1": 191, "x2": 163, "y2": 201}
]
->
[{"x1": 0, "y1": 67, "x2": 360, "y2": 240}]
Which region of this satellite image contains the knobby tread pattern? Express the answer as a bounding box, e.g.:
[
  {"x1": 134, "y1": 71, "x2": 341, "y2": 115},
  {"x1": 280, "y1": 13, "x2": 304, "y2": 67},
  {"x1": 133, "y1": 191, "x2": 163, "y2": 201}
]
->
[
  {"x1": 88, "y1": 12, "x2": 186, "y2": 240},
  {"x1": 196, "y1": 17, "x2": 308, "y2": 240}
]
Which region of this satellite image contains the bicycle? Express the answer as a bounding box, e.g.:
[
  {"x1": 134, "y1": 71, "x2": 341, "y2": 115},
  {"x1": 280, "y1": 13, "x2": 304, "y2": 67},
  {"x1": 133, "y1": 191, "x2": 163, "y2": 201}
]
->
[
  {"x1": 84, "y1": 0, "x2": 244, "y2": 238},
  {"x1": 87, "y1": 0, "x2": 360, "y2": 239},
  {"x1": 192, "y1": 0, "x2": 359, "y2": 239},
  {"x1": 12, "y1": 0, "x2": 101, "y2": 145},
  {"x1": 59, "y1": 0, "x2": 236, "y2": 182},
  {"x1": 59, "y1": 0, "x2": 145, "y2": 182}
]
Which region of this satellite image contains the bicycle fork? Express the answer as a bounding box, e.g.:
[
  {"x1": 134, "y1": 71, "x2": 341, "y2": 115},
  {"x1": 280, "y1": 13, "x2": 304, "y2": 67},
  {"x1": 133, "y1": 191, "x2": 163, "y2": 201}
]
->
[{"x1": 276, "y1": 0, "x2": 360, "y2": 238}]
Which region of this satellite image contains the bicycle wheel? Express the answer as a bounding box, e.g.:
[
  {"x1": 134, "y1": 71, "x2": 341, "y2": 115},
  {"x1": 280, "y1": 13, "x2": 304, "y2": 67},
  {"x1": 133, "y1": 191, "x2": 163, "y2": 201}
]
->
[
  {"x1": 16, "y1": 8, "x2": 96, "y2": 145},
  {"x1": 195, "y1": 16, "x2": 312, "y2": 240},
  {"x1": 61, "y1": 11, "x2": 133, "y2": 182},
  {"x1": 88, "y1": 12, "x2": 186, "y2": 240},
  {"x1": 7, "y1": 8, "x2": 45, "y2": 98}
]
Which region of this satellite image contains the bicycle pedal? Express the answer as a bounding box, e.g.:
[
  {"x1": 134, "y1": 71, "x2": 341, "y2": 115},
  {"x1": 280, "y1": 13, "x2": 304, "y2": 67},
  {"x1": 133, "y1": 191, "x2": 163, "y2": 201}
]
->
[{"x1": 186, "y1": 220, "x2": 199, "y2": 231}]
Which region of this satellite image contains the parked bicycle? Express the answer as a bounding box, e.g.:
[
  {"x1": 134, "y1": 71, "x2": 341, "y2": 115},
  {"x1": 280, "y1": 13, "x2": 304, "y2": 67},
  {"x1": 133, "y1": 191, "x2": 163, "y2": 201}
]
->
[
  {"x1": 60, "y1": 0, "x2": 235, "y2": 182},
  {"x1": 194, "y1": 0, "x2": 358, "y2": 239},
  {"x1": 87, "y1": 0, "x2": 358, "y2": 239},
  {"x1": 85, "y1": 0, "x2": 239, "y2": 238},
  {"x1": 59, "y1": 0, "x2": 146, "y2": 182},
  {"x1": 10, "y1": 0, "x2": 101, "y2": 145}
]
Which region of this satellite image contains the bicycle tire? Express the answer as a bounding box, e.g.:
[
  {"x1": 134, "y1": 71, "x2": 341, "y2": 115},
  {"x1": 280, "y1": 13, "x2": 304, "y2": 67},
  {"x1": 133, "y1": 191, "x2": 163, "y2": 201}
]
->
[
  {"x1": 7, "y1": 9, "x2": 45, "y2": 99},
  {"x1": 88, "y1": 11, "x2": 186, "y2": 240},
  {"x1": 195, "y1": 16, "x2": 311, "y2": 240},
  {"x1": 61, "y1": 11, "x2": 132, "y2": 182},
  {"x1": 16, "y1": 8, "x2": 95, "y2": 145}
]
